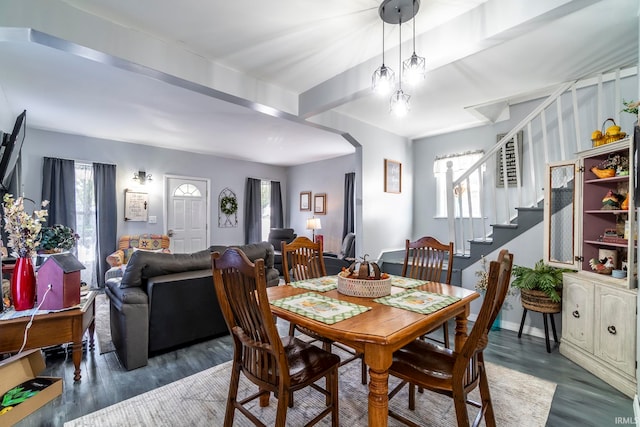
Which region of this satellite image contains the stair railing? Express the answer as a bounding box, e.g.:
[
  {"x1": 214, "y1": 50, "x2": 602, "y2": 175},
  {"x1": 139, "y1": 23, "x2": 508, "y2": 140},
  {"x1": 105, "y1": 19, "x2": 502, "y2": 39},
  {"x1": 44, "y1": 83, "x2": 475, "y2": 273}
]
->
[{"x1": 446, "y1": 67, "x2": 632, "y2": 256}]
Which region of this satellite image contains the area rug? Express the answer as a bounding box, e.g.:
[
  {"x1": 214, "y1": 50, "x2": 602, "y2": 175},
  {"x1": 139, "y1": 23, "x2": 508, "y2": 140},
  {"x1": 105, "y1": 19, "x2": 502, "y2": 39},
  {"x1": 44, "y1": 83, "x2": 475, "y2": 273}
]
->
[
  {"x1": 94, "y1": 293, "x2": 115, "y2": 354},
  {"x1": 64, "y1": 354, "x2": 556, "y2": 426}
]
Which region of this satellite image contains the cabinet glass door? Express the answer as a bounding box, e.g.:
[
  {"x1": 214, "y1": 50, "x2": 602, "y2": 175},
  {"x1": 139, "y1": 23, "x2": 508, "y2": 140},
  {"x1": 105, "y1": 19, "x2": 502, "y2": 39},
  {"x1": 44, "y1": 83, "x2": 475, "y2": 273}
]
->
[{"x1": 545, "y1": 161, "x2": 577, "y2": 268}]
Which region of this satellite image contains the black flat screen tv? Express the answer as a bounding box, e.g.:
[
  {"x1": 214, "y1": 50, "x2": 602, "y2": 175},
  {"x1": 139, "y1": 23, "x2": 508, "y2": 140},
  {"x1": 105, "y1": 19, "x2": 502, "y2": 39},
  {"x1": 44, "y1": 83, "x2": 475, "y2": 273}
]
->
[{"x1": 0, "y1": 110, "x2": 26, "y2": 191}]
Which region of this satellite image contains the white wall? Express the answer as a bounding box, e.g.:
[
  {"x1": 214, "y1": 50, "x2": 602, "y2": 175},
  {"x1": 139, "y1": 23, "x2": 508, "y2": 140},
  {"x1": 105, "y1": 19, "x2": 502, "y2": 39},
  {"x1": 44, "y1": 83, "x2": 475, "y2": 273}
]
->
[
  {"x1": 461, "y1": 222, "x2": 552, "y2": 337},
  {"x1": 20, "y1": 128, "x2": 287, "y2": 246},
  {"x1": 310, "y1": 111, "x2": 413, "y2": 261},
  {"x1": 287, "y1": 154, "x2": 356, "y2": 254}
]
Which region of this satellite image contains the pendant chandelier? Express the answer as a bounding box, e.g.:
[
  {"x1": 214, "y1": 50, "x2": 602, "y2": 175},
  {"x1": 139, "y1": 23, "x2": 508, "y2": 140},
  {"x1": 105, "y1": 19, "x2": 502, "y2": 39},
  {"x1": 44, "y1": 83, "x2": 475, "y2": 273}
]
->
[{"x1": 371, "y1": 0, "x2": 425, "y2": 116}]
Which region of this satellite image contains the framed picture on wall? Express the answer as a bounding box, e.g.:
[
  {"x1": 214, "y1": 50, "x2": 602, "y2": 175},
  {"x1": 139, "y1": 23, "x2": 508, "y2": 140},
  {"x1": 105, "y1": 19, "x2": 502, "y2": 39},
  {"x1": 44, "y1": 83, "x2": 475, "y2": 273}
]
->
[
  {"x1": 300, "y1": 191, "x2": 311, "y2": 211},
  {"x1": 314, "y1": 193, "x2": 326, "y2": 215},
  {"x1": 384, "y1": 159, "x2": 402, "y2": 193},
  {"x1": 124, "y1": 189, "x2": 148, "y2": 221}
]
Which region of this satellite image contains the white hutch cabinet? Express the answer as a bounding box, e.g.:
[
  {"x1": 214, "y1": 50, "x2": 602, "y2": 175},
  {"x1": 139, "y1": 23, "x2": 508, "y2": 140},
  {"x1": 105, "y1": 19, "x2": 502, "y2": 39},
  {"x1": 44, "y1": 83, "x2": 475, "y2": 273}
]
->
[{"x1": 544, "y1": 138, "x2": 637, "y2": 397}]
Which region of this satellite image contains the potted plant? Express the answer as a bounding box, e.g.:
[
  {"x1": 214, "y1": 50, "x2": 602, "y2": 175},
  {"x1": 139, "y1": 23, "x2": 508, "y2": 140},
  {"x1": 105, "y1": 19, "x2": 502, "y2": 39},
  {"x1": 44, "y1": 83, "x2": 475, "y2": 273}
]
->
[
  {"x1": 510, "y1": 259, "x2": 573, "y2": 313},
  {"x1": 37, "y1": 224, "x2": 79, "y2": 253}
]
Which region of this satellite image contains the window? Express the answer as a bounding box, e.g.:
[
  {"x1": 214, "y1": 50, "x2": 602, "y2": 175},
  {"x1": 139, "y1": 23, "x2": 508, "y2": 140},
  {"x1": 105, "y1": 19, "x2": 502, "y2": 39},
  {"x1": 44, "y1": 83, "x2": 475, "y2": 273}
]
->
[
  {"x1": 75, "y1": 163, "x2": 96, "y2": 286},
  {"x1": 260, "y1": 180, "x2": 271, "y2": 241},
  {"x1": 433, "y1": 151, "x2": 485, "y2": 218}
]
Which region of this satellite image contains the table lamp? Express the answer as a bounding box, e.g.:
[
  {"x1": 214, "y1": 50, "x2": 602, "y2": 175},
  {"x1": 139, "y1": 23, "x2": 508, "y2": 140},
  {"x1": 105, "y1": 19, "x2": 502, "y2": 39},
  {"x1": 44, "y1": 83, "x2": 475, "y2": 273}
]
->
[{"x1": 306, "y1": 217, "x2": 322, "y2": 242}]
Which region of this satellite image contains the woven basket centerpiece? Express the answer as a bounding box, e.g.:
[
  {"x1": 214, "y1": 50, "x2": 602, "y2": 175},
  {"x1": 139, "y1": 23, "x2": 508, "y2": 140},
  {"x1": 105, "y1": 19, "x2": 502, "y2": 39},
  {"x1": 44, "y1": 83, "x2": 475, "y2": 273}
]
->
[{"x1": 337, "y1": 255, "x2": 391, "y2": 297}]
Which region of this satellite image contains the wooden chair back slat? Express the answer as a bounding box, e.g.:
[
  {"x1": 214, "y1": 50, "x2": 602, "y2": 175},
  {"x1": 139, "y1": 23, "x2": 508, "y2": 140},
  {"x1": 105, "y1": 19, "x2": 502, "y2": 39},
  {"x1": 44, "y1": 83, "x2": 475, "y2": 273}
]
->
[
  {"x1": 401, "y1": 236, "x2": 454, "y2": 284},
  {"x1": 212, "y1": 249, "x2": 288, "y2": 388},
  {"x1": 282, "y1": 237, "x2": 327, "y2": 283}
]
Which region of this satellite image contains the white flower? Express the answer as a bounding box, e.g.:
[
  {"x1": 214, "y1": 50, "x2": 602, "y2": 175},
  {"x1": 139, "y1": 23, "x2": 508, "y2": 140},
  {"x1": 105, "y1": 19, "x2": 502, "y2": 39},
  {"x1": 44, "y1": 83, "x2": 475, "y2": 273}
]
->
[{"x1": 3, "y1": 194, "x2": 49, "y2": 258}]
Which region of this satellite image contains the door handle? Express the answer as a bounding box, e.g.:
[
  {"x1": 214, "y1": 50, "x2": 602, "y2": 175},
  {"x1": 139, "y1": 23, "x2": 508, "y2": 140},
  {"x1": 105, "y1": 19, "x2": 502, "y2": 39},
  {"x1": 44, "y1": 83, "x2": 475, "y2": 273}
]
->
[{"x1": 167, "y1": 229, "x2": 174, "y2": 237}]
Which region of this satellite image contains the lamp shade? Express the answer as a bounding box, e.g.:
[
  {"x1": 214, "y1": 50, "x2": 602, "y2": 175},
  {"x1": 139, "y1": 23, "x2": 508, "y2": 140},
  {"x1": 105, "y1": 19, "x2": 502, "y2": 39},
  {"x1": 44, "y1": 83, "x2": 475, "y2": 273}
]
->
[{"x1": 306, "y1": 218, "x2": 322, "y2": 230}]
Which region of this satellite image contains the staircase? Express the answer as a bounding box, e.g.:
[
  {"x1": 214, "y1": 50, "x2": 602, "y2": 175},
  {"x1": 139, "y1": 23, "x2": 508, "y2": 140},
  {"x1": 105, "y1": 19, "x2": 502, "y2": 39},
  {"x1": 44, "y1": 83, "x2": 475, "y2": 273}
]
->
[{"x1": 447, "y1": 66, "x2": 637, "y2": 269}]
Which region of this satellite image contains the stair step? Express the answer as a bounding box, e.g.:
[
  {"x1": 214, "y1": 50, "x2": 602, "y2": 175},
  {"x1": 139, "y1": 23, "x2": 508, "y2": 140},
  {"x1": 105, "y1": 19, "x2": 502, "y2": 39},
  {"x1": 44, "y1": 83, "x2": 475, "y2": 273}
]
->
[{"x1": 490, "y1": 224, "x2": 518, "y2": 230}]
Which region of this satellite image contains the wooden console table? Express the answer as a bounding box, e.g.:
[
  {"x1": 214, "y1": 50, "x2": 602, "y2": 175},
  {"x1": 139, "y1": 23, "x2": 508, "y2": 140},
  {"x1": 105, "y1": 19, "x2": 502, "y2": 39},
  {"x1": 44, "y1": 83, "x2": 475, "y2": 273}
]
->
[{"x1": 0, "y1": 291, "x2": 96, "y2": 381}]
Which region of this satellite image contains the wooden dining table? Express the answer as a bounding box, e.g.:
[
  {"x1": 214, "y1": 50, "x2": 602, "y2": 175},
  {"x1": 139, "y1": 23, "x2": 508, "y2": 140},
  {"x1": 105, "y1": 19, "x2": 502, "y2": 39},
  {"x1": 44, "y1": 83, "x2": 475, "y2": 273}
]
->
[{"x1": 267, "y1": 279, "x2": 479, "y2": 427}]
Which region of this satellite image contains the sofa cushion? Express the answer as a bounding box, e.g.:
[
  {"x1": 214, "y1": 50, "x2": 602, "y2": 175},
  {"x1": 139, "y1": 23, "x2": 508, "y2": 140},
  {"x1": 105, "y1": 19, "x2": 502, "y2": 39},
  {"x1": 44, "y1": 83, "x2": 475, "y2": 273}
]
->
[{"x1": 119, "y1": 249, "x2": 211, "y2": 288}]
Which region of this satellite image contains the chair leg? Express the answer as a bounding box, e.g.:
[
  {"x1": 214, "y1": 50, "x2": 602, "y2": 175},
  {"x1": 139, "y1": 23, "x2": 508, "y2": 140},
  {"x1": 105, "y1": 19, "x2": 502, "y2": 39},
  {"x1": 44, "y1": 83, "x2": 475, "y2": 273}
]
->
[
  {"x1": 361, "y1": 357, "x2": 367, "y2": 385},
  {"x1": 330, "y1": 368, "x2": 339, "y2": 427},
  {"x1": 543, "y1": 313, "x2": 551, "y2": 353},
  {"x1": 408, "y1": 383, "x2": 416, "y2": 410},
  {"x1": 442, "y1": 321, "x2": 450, "y2": 349},
  {"x1": 517, "y1": 308, "x2": 528, "y2": 338},
  {"x1": 224, "y1": 364, "x2": 241, "y2": 427},
  {"x1": 452, "y1": 384, "x2": 471, "y2": 427},
  {"x1": 550, "y1": 313, "x2": 559, "y2": 343},
  {"x1": 275, "y1": 384, "x2": 289, "y2": 427},
  {"x1": 477, "y1": 356, "x2": 496, "y2": 427},
  {"x1": 288, "y1": 322, "x2": 296, "y2": 337}
]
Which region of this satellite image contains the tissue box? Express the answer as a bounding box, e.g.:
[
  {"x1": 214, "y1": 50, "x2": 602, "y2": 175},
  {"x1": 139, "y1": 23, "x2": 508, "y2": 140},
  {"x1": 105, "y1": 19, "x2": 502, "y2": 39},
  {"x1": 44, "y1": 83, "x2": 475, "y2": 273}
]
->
[{"x1": 0, "y1": 349, "x2": 62, "y2": 425}]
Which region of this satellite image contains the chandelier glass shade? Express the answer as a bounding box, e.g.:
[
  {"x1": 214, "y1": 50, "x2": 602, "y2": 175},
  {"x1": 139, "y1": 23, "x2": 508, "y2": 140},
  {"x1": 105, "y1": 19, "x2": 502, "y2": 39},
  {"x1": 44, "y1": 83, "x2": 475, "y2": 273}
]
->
[
  {"x1": 372, "y1": 64, "x2": 395, "y2": 96},
  {"x1": 372, "y1": 0, "x2": 423, "y2": 116}
]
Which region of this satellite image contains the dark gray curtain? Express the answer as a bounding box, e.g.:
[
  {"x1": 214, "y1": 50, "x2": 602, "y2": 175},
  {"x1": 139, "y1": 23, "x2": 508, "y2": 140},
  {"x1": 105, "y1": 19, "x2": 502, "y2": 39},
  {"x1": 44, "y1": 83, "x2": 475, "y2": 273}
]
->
[
  {"x1": 245, "y1": 178, "x2": 262, "y2": 244},
  {"x1": 343, "y1": 172, "x2": 355, "y2": 239},
  {"x1": 270, "y1": 181, "x2": 283, "y2": 229},
  {"x1": 94, "y1": 163, "x2": 117, "y2": 287},
  {"x1": 41, "y1": 157, "x2": 76, "y2": 229}
]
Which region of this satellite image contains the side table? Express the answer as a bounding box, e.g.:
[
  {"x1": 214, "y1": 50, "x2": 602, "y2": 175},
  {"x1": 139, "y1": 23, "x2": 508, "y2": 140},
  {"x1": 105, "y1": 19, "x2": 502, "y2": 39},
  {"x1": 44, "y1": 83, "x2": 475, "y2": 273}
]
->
[{"x1": 0, "y1": 291, "x2": 97, "y2": 381}]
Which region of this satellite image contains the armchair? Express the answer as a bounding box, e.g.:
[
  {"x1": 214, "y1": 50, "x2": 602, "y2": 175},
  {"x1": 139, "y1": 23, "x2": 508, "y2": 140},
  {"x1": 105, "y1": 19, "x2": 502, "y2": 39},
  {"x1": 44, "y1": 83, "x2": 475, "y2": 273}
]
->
[
  {"x1": 324, "y1": 232, "x2": 356, "y2": 275},
  {"x1": 267, "y1": 228, "x2": 297, "y2": 274},
  {"x1": 105, "y1": 234, "x2": 171, "y2": 281}
]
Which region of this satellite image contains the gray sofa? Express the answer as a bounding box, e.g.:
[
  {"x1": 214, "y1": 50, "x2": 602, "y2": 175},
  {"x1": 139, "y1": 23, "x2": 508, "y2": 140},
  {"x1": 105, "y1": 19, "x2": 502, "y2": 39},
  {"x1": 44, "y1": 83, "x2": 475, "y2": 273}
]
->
[{"x1": 105, "y1": 242, "x2": 279, "y2": 370}]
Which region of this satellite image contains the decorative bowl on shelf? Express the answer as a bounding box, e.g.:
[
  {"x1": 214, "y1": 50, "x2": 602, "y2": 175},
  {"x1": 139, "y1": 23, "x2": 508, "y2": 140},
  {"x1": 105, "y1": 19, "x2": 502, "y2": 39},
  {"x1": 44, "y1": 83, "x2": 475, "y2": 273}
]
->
[
  {"x1": 612, "y1": 269, "x2": 627, "y2": 279},
  {"x1": 590, "y1": 166, "x2": 615, "y2": 179}
]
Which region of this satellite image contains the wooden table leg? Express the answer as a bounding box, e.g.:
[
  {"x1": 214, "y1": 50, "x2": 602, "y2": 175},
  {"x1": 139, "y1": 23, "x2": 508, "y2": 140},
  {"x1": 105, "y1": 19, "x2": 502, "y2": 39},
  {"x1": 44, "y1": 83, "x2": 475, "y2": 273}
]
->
[
  {"x1": 72, "y1": 318, "x2": 82, "y2": 381},
  {"x1": 454, "y1": 306, "x2": 470, "y2": 351},
  {"x1": 88, "y1": 319, "x2": 96, "y2": 352},
  {"x1": 365, "y1": 344, "x2": 392, "y2": 427}
]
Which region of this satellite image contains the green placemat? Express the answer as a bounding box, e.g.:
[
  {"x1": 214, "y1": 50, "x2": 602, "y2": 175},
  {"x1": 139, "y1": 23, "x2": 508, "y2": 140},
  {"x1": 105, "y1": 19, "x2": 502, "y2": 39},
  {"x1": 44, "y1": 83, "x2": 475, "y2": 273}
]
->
[
  {"x1": 271, "y1": 292, "x2": 371, "y2": 325},
  {"x1": 290, "y1": 276, "x2": 338, "y2": 292},
  {"x1": 374, "y1": 289, "x2": 461, "y2": 315},
  {"x1": 389, "y1": 275, "x2": 428, "y2": 289}
]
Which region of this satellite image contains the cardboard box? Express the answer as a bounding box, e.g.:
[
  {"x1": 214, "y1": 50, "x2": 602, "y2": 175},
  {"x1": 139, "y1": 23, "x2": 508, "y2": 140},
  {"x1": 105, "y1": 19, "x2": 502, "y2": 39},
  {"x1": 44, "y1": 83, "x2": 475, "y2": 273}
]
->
[{"x1": 0, "y1": 349, "x2": 62, "y2": 426}]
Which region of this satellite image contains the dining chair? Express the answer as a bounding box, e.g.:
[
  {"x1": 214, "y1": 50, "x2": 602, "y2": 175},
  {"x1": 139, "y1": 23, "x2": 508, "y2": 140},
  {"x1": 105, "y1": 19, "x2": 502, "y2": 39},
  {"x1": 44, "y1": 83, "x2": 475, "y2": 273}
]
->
[
  {"x1": 402, "y1": 236, "x2": 455, "y2": 348},
  {"x1": 211, "y1": 248, "x2": 340, "y2": 427},
  {"x1": 282, "y1": 236, "x2": 367, "y2": 385},
  {"x1": 388, "y1": 249, "x2": 514, "y2": 427}
]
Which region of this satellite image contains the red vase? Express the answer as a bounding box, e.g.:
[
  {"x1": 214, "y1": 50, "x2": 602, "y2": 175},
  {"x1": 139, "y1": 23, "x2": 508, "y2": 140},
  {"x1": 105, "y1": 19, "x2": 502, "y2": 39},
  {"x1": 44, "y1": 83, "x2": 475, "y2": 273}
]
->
[{"x1": 11, "y1": 257, "x2": 36, "y2": 311}]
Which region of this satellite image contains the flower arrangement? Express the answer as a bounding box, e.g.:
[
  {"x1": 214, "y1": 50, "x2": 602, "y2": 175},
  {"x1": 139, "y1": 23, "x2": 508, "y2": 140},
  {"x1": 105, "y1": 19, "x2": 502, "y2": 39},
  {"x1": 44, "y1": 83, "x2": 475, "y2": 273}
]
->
[
  {"x1": 595, "y1": 153, "x2": 629, "y2": 174},
  {"x1": 474, "y1": 255, "x2": 491, "y2": 293},
  {"x1": 38, "y1": 224, "x2": 79, "y2": 252},
  {"x1": 2, "y1": 194, "x2": 49, "y2": 258},
  {"x1": 475, "y1": 255, "x2": 516, "y2": 296},
  {"x1": 622, "y1": 99, "x2": 639, "y2": 116}
]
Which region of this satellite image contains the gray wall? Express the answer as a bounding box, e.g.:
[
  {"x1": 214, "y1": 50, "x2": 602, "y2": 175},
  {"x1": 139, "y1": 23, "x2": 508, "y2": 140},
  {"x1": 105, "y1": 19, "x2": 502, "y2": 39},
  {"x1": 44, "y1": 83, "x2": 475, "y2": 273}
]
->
[
  {"x1": 20, "y1": 128, "x2": 287, "y2": 246},
  {"x1": 287, "y1": 153, "x2": 357, "y2": 254}
]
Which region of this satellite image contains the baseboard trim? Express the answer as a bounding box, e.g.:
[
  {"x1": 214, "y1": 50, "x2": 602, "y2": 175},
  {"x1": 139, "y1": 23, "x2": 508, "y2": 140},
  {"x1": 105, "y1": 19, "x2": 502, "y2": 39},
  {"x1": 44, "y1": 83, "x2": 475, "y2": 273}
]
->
[{"x1": 467, "y1": 314, "x2": 547, "y2": 339}]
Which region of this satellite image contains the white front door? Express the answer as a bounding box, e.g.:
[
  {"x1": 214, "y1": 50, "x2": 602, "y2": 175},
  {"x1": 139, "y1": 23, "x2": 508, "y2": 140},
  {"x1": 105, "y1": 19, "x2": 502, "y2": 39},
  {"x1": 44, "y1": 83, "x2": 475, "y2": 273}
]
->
[{"x1": 165, "y1": 176, "x2": 210, "y2": 253}]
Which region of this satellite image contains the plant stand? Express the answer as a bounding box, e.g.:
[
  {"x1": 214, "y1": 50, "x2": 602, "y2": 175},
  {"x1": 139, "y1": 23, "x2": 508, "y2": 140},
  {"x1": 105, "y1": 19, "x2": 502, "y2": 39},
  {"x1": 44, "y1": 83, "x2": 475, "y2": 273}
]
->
[
  {"x1": 518, "y1": 289, "x2": 561, "y2": 353},
  {"x1": 517, "y1": 308, "x2": 559, "y2": 353}
]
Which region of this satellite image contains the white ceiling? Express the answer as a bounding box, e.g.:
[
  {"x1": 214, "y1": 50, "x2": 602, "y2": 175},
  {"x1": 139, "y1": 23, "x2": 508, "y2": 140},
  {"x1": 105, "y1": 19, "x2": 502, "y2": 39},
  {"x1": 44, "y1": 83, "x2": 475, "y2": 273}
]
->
[{"x1": 0, "y1": 0, "x2": 638, "y2": 166}]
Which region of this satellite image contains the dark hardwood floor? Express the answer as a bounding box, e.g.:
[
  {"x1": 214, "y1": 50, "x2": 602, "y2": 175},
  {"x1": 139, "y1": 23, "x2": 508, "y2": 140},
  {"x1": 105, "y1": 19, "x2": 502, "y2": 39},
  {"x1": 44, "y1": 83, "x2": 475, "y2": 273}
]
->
[{"x1": 11, "y1": 318, "x2": 634, "y2": 426}]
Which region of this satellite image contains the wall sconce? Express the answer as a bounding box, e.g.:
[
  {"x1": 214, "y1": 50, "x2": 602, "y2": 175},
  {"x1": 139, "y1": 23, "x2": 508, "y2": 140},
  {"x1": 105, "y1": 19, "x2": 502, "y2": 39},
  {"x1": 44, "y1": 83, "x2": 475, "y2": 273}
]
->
[
  {"x1": 133, "y1": 170, "x2": 152, "y2": 184},
  {"x1": 306, "y1": 217, "x2": 322, "y2": 242}
]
